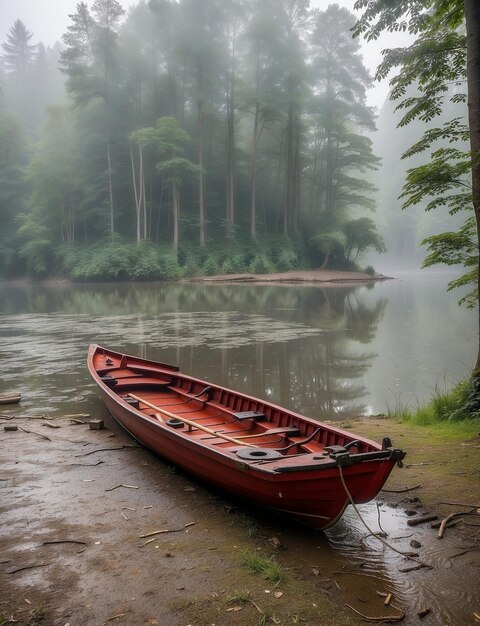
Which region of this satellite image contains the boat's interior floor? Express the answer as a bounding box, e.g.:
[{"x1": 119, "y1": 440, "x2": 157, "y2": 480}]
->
[{"x1": 95, "y1": 355, "x2": 371, "y2": 468}]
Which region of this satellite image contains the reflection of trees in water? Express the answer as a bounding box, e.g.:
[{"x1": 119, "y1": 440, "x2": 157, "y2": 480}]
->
[{"x1": 1, "y1": 282, "x2": 385, "y2": 418}]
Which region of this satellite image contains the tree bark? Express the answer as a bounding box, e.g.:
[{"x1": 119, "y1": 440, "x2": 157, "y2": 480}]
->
[
  {"x1": 172, "y1": 179, "x2": 179, "y2": 252},
  {"x1": 197, "y1": 70, "x2": 206, "y2": 246},
  {"x1": 464, "y1": 0, "x2": 480, "y2": 375},
  {"x1": 107, "y1": 139, "x2": 114, "y2": 242},
  {"x1": 250, "y1": 101, "x2": 259, "y2": 239}
]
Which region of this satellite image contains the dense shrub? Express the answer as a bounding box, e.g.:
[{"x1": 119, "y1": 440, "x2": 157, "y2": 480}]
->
[
  {"x1": 221, "y1": 254, "x2": 248, "y2": 274},
  {"x1": 276, "y1": 248, "x2": 298, "y2": 272},
  {"x1": 249, "y1": 254, "x2": 275, "y2": 274},
  {"x1": 203, "y1": 255, "x2": 220, "y2": 275},
  {"x1": 60, "y1": 241, "x2": 181, "y2": 281}
]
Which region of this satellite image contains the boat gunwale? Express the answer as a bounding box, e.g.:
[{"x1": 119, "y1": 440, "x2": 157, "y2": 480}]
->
[{"x1": 87, "y1": 344, "x2": 400, "y2": 475}]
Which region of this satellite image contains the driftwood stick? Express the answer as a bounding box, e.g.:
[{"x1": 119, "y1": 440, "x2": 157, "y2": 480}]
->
[
  {"x1": 345, "y1": 603, "x2": 405, "y2": 622},
  {"x1": 6, "y1": 563, "x2": 51, "y2": 574},
  {"x1": 139, "y1": 521, "x2": 196, "y2": 539},
  {"x1": 431, "y1": 519, "x2": 458, "y2": 530},
  {"x1": 42, "y1": 540, "x2": 87, "y2": 546},
  {"x1": 438, "y1": 510, "x2": 477, "y2": 539},
  {"x1": 398, "y1": 563, "x2": 432, "y2": 573},
  {"x1": 74, "y1": 445, "x2": 142, "y2": 457},
  {"x1": 17, "y1": 426, "x2": 52, "y2": 441},
  {"x1": 439, "y1": 500, "x2": 480, "y2": 508},
  {"x1": 381, "y1": 484, "x2": 422, "y2": 493},
  {"x1": 105, "y1": 484, "x2": 139, "y2": 492},
  {"x1": 407, "y1": 513, "x2": 438, "y2": 527}
]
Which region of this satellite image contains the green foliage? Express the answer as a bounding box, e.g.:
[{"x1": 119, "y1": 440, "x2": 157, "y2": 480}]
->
[
  {"x1": 202, "y1": 255, "x2": 220, "y2": 276},
  {"x1": 355, "y1": 0, "x2": 477, "y2": 304},
  {"x1": 343, "y1": 217, "x2": 386, "y2": 261},
  {"x1": 364, "y1": 265, "x2": 376, "y2": 275},
  {"x1": 242, "y1": 550, "x2": 283, "y2": 583},
  {"x1": 249, "y1": 254, "x2": 275, "y2": 274},
  {"x1": 309, "y1": 231, "x2": 346, "y2": 268},
  {"x1": 391, "y1": 380, "x2": 477, "y2": 424},
  {"x1": 0, "y1": 0, "x2": 381, "y2": 280},
  {"x1": 275, "y1": 248, "x2": 298, "y2": 272},
  {"x1": 60, "y1": 241, "x2": 181, "y2": 281},
  {"x1": 222, "y1": 254, "x2": 249, "y2": 275},
  {"x1": 422, "y1": 216, "x2": 478, "y2": 307}
]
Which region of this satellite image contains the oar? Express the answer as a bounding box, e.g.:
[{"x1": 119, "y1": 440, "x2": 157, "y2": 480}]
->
[{"x1": 127, "y1": 393, "x2": 256, "y2": 448}]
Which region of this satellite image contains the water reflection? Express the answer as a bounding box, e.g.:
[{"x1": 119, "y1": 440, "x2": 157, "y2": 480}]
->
[
  {"x1": 0, "y1": 282, "x2": 387, "y2": 418},
  {"x1": 0, "y1": 274, "x2": 476, "y2": 418}
]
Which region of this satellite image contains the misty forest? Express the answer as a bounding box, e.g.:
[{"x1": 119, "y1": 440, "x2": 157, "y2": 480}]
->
[{"x1": 2, "y1": 0, "x2": 466, "y2": 283}]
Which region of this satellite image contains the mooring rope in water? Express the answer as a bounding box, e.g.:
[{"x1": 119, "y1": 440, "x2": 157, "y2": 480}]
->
[{"x1": 338, "y1": 465, "x2": 426, "y2": 564}]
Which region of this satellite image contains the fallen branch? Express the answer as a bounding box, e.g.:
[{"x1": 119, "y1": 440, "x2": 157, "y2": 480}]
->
[
  {"x1": 407, "y1": 514, "x2": 438, "y2": 527},
  {"x1": 139, "y1": 522, "x2": 196, "y2": 540},
  {"x1": 74, "y1": 445, "x2": 142, "y2": 457},
  {"x1": 42, "y1": 540, "x2": 87, "y2": 546},
  {"x1": 439, "y1": 500, "x2": 480, "y2": 508},
  {"x1": 431, "y1": 519, "x2": 458, "y2": 530},
  {"x1": 104, "y1": 614, "x2": 126, "y2": 622},
  {"x1": 43, "y1": 421, "x2": 61, "y2": 429},
  {"x1": 438, "y1": 510, "x2": 477, "y2": 539},
  {"x1": 398, "y1": 563, "x2": 432, "y2": 573},
  {"x1": 345, "y1": 603, "x2": 405, "y2": 622},
  {"x1": 381, "y1": 484, "x2": 422, "y2": 493},
  {"x1": 67, "y1": 460, "x2": 105, "y2": 467},
  {"x1": 6, "y1": 563, "x2": 51, "y2": 574},
  {"x1": 105, "y1": 484, "x2": 139, "y2": 492},
  {"x1": 17, "y1": 426, "x2": 52, "y2": 441}
]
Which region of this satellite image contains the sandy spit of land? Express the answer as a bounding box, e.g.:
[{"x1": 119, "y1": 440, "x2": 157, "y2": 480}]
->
[{"x1": 188, "y1": 268, "x2": 391, "y2": 284}]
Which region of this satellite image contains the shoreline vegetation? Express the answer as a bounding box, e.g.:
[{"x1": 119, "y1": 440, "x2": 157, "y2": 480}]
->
[
  {"x1": 2, "y1": 267, "x2": 390, "y2": 286},
  {"x1": 189, "y1": 268, "x2": 391, "y2": 284}
]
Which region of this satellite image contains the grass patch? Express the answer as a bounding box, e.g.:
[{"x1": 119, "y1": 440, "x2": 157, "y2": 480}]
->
[
  {"x1": 226, "y1": 590, "x2": 251, "y2": 604},
  {"x1": 242, "y1": 550, "x2": 284, "y2": 583},
  {"x1": 387, "y1": 380, "x2": 480, "y2": 425}
]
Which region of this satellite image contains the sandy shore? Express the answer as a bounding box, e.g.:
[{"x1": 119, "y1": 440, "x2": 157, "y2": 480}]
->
[{"x1": 189, "y1": 268, "x2": 391, "y2": 284}]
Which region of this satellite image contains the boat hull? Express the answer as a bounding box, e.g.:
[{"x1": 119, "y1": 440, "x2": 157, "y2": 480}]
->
[{"x1": 89, "y1": 345, "x2": 405, "y2": 530}]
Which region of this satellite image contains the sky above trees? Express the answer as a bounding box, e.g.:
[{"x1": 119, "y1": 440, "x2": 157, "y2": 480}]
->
[{"x1": 0, "y1": 0, "x2": 411, "y2": 108}]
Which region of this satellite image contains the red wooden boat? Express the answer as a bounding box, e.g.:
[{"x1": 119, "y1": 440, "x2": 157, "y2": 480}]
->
[{"x1": 88, "y1": 344, "x2": 405, "y2": 530}]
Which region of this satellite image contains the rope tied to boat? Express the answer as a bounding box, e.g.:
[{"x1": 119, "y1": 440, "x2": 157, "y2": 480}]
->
[{"x1": 337, "y1": 465, "x2": 427, "y2": 564}]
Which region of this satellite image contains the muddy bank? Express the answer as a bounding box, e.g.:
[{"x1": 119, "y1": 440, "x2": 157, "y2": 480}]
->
[
  {"x1": 1, "y1": 409, "x2": 480, "y2": 626},
  {"x1": 188, "y1": 268, "x2": 392, "y2": 285},
  {"x1": 1, "y1": 413, "x2": 359, "y2": 626}
]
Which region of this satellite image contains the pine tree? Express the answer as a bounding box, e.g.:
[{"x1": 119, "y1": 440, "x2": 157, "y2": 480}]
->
[{"x1": 1, "y1": 20, "x2": 36, "y2": 77}]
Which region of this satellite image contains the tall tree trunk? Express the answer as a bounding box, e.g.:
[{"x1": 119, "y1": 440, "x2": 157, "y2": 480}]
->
[
  {"x1": 250, "y1": 101, "x2": 259, "y2": 239},
  {"x1": 107, "y1": 139, "x2": 114, "y2": 242},
  {"x1": 226, "y1": 34, "x2": 236, "y2": 237},
  {"x1": 464, "y1": 0, "x2": 480, "y2": 376},
  {"x1": 129, "y1": 142, "x2": 143, "y2": 244},
  {"x1": 172, "y1": 179, "x2": 179, "y2": 252},
  {"x1": 226, "y1": 73, "x2": 235, "y2": 234},
  {"x1": 197, "y1": 69, "x2": 206, "y2": 246}
]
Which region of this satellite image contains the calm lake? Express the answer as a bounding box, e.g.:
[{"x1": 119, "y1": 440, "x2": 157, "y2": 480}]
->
[
  {"x1": 0, "y1": 271, "x2": 476, "y2": 417},
  {"x1": 1, "y1": 271, "x2": 478, "y2": 625}
]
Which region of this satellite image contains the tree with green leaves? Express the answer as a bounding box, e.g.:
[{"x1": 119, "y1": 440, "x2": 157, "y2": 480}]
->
[
  {"x1": 354, "y1": 0, "x2": 480, "y2": 415},
  {"x1": 306, "y1": 4, "x2": 380, "y2": 268},
  {"x1": 152, "y1": 116, "x2": 201, "y2": 251},
  {"x1": 0, "y1": 105, "x2": 28, "y2": 275},
  {"x1": 60, "y1": 0, "x2": 126, "y2": 241}
]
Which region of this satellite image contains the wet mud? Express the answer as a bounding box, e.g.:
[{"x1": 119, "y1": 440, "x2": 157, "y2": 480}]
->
[{"x1": 1, "y1": 410, "x2": 479, "y2": 626}]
